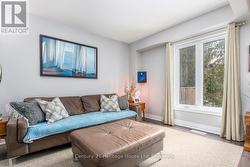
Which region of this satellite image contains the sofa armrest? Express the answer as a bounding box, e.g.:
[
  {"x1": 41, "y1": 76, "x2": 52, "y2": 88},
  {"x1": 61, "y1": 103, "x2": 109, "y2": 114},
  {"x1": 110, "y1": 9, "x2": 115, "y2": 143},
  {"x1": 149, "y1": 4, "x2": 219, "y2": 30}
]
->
[
  {"x1": 17, "y1": 117, "x2": 29, "y2": 142},
  {"x1": 6, "y1": 118, "x2": 28, "y2": 158}
]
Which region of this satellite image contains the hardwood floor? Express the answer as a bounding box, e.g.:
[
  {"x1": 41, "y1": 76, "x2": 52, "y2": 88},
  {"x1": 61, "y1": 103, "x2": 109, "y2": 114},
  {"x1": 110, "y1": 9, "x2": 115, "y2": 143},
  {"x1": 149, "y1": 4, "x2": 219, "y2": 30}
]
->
[
  {"x1": 144, "y1": 118, "x2": 250, "y2": 167},
  {"x1": 238, "y1": 151, "x2": 250, "y2": 167}
]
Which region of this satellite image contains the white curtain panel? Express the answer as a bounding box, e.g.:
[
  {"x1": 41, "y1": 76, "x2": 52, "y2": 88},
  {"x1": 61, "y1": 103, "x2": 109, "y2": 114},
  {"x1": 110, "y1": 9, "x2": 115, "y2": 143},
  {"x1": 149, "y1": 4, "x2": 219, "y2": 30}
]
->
[
  {"x1": 221, "y1": 23, "x2": 244, "y2": 141},
  {"x1": 164, "y1": 42, "x2": 174, "y2": 125}
]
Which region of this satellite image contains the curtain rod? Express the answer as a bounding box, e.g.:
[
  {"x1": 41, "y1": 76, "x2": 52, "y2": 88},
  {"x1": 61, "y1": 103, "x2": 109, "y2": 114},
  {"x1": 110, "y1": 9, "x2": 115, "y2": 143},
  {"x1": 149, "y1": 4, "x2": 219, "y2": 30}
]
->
[
  {"x1": 172, "y1": 20, "x2": 248, "y2": 45},
  {"x1": 235, "y1": 20, "x2": 248, "y2": 27}
]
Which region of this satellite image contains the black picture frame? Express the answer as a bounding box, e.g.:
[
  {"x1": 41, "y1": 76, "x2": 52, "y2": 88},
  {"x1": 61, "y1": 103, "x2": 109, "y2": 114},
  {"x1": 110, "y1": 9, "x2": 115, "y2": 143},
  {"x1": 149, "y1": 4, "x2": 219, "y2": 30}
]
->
[
  {"x1": 249, "y1": 45, "x2": 250, "y2": 72},
  {"x1": 137, "y1": 71, "x2": 147, "y2": 83},
  {"x1": 40, "y1": 34, "x2": 98, "y2": 79}
]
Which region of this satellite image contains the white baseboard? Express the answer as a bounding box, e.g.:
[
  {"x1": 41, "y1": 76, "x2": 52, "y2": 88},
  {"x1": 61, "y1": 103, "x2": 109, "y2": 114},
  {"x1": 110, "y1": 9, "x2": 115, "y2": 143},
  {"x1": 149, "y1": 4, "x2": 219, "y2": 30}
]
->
[
  {"x1": 145, "y1": 113, "x2": 163, "y2": 121},
  {"x1": 175, "y1": 119, "x2": 221, "y2": 135},
  {"x1": 144, "y1": 113, "x2": 220, "y2": 135}
]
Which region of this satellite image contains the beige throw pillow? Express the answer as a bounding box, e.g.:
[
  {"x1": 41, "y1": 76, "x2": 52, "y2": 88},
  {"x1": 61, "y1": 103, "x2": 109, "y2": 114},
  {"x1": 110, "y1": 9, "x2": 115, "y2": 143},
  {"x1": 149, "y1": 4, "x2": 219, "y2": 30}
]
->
[
  {"x1": 100, "y1": 95, "x2": 121, "y2": 112},
  {"x1": 36, "y1": 97, "x2": 69, "y2": 123}
]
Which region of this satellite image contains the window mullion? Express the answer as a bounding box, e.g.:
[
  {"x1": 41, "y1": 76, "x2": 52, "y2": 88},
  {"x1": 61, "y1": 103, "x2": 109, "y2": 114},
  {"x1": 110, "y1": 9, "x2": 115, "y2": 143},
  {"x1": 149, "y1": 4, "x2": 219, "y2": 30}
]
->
[
  {"x1": 200, "y1": 43, "x2": 204, "y2": 107},
  {"x1": 174, "y1": 46, "x2": 180, "y2": 107},
  {"x1": 195, "y1": 43, "x2": 203, "y2": 107}
]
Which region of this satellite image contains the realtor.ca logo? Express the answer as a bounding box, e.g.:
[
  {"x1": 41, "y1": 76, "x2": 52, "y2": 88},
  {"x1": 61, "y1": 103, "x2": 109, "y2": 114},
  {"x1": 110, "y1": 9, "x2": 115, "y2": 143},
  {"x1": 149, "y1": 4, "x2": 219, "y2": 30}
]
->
[{"x1": 1, "y1": 0, "x2": 29, "y2": 34}]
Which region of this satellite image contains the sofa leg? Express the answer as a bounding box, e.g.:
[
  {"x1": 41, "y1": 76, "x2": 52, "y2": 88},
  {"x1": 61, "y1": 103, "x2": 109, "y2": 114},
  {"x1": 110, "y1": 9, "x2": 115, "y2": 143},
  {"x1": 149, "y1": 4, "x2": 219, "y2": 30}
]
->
[
  {"x1": 153, "y1": 151, "x2": 162, "y2": 163},
  {"x1": 158, "y1": 151, "x2": 162, "y2": 161}
]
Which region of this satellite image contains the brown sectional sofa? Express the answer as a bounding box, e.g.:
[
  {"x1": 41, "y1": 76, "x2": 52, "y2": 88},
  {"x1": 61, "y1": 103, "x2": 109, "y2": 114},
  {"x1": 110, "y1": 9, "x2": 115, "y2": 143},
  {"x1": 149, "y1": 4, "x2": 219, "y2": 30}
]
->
[{"x1": 6, "y1": 94, "x2": 140, "y2": 159}]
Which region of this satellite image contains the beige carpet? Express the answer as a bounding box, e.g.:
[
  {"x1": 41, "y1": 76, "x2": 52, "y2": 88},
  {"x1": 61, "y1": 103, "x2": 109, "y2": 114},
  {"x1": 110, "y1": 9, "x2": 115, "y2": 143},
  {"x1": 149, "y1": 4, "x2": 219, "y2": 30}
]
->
[{"x1": 0, "y1": 126, "x2": 243, "y2": 167}]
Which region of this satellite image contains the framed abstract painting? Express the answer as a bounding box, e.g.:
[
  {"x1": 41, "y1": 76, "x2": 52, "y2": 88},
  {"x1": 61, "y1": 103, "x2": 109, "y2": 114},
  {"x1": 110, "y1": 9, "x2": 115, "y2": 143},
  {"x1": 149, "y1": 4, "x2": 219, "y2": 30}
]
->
[{"x1": 40, "y1": 35, "x2": 98, "y2": 79}]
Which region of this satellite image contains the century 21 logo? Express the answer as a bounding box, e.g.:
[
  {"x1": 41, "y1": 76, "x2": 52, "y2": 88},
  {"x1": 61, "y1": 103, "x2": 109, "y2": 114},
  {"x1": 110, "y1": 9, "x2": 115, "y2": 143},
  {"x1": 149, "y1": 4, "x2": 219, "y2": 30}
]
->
[{"x1": 1, "y1": 1, "x2": 26, "y2": 27}]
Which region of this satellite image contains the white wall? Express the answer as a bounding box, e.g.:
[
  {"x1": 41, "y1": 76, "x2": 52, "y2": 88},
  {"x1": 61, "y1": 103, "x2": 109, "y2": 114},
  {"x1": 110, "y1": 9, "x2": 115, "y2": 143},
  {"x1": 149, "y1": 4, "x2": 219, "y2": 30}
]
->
[
  {"x1": 139, "y1": 46, "x2": 166, "y2": 118},
  {"x1": 0, "y1": 15, "x2": 130, "y2": 115},
  {"x1": 129, "y1": 5, "x2": 236, "y2": 134},
  {"x1": 240, "y1": 23, "x2": 250, "y2": 115},
  {"x1": 129, "y1": 6, "x2": 235, "y2": 79}
]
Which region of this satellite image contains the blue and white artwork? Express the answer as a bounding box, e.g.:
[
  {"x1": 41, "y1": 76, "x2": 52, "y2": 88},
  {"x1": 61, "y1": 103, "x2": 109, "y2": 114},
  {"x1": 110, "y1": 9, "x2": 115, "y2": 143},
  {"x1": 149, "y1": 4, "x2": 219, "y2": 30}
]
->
[
  {"x1": 137, "y1": 71, "x2": 147, "y2": 83},
  {"x1": 40, "y1": 35, "x2": 97, "y2": 78}
]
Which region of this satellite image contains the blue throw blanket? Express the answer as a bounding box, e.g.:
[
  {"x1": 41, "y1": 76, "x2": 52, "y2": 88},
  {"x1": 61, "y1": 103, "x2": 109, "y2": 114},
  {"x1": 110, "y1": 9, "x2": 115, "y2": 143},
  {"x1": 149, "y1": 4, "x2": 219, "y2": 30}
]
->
[{"x1": 23, "y1": 110, "x2": 137, "y2": 143}]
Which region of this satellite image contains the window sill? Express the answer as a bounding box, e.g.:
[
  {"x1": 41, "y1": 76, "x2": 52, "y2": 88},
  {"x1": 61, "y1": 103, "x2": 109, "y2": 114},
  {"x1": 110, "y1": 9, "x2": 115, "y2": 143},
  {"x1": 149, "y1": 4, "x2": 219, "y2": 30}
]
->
[{"x1": 174, "y1": 106, "x2": 222, "y2": 117}]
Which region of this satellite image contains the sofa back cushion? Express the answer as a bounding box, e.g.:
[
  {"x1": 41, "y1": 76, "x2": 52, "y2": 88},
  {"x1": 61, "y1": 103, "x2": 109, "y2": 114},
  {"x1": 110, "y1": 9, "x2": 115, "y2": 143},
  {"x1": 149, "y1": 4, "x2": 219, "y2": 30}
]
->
[
  {"x1": 81, "y1": 95, "x2": 100, "y2": 112},
  {"x1": 81, "y1": 94, "x2": 115, "y2": 112},
  {"x1": 24, "y1": 96, "x2": 85, "y2": 115},
  {"x1": 59, "y1": 97, "x2": 85, "y2": 115}
]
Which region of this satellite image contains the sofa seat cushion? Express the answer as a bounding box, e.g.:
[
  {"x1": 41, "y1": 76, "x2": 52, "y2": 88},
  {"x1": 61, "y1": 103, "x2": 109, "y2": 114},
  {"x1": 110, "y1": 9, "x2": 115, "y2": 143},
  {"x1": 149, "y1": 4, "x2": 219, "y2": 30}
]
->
[{"x1": 22, "y1": 110, "x2": 137, "y2": 143}]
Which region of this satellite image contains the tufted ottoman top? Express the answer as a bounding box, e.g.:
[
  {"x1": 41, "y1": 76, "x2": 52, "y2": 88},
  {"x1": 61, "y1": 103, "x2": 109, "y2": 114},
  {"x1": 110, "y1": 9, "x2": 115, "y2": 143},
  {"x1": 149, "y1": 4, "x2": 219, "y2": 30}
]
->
[{"x1": 70, "y1": 119, "x2": 165, "y2": 165}]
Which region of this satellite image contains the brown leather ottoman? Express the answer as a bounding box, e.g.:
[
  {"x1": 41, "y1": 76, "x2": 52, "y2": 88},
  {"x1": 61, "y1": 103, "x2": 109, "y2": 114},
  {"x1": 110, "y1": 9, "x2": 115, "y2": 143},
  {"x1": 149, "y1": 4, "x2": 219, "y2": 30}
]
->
[{"x1": 70, "y1": 119, "x2": 165, "y2": 167}]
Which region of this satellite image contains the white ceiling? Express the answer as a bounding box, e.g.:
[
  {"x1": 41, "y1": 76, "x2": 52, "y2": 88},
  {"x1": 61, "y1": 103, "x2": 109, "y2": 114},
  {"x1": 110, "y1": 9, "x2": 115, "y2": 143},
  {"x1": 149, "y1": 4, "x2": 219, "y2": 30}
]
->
[
  {"x1": 29, "y1": 0, "x2": 229, "y2": 43},
  {"x1": 228, "y1": 0, "x2": 250, "y2": 20}
]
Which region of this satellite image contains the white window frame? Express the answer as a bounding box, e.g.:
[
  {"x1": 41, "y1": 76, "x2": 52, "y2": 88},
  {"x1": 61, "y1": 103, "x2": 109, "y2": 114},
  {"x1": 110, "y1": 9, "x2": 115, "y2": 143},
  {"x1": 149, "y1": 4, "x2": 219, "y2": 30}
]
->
[{"x1": 174, "y1": 31, "x2": 227, "y2": 115}]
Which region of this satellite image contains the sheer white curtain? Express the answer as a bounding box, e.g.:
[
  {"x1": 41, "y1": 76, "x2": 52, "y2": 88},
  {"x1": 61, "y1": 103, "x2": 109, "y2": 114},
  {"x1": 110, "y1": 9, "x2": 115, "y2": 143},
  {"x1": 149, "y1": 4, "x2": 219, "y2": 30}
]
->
[
  {"x1": 75, "y1": 46, "x2": 87, "y2": 73},
  {"x1": 72, "y1": 45, "x2": 80, "y2": 70},
  {"x1": 48, "y1": 39, "x2": 56, "y2": 63},
  {"x1": 55, "y1": 41, "x2": 65, "y2": 69},
  {"x1": 42, "y1": 42, "x2": 47, "y2": 64},
  {"x1": 221, "y1": 23, "x2": 244, "y2": 141},
  {"x1": 42, "y1": 39, "x2": 56, "y2": 65},
  {"x1": 164, "y1": 42, "x2": 174, "y2": 125}
]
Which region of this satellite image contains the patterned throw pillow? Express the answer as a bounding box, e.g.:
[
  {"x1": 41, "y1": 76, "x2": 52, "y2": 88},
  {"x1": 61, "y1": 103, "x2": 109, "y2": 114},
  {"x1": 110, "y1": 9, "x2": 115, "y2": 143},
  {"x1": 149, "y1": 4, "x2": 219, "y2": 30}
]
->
[
  {"x1": 5, "y1": 102, "x2": 45, "y2": 127},
  {"x1": 6, "y1": 103, "x2": 25, "y2": 119},
  {"x1": 36, "y1": 97, "x2": 69, "y2": 123},
  {"x1": 100, "y1": 95, "x2": 121, "y2": 112},
  {"x1": 9, "y1": 102, "x2": 45, "y2": 125}
]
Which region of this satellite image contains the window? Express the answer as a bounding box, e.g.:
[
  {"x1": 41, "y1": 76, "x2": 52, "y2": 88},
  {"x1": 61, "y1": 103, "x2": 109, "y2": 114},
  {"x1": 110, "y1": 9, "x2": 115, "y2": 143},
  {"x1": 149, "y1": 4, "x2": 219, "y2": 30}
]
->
[
  {"x1": 175, "y1": 33, "x2": 225, "y2": 112},
  {"x1": 203, "y1": 40, "x2": 225, "y2": 107},
  {"x1": 179, "y1": 45, "x2": 196, "y2": 105}
]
